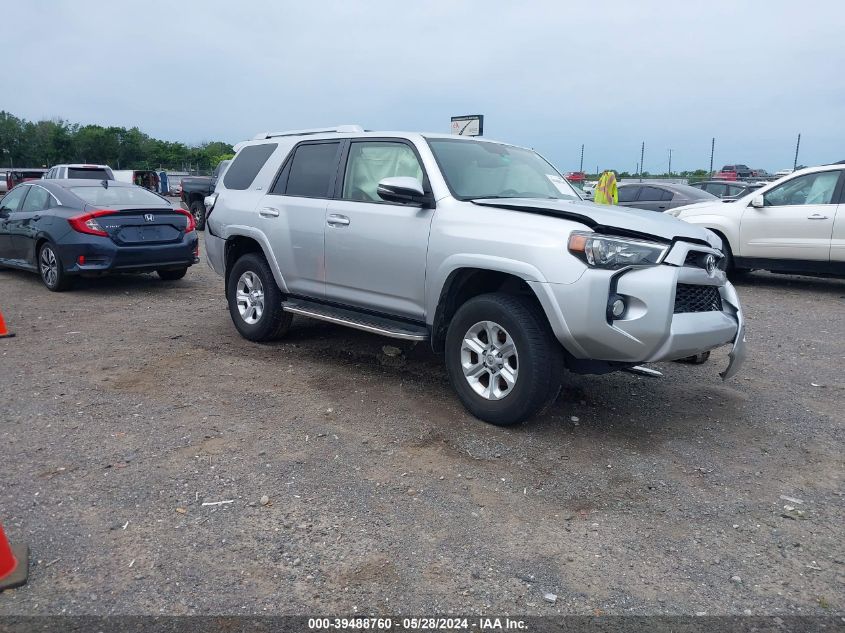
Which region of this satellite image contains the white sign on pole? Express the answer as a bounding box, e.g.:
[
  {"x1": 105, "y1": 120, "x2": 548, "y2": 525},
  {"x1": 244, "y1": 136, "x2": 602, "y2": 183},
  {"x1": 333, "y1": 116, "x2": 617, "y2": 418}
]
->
[{"x1": 450, "y1": 115, "x2": 484, "y2": 137}]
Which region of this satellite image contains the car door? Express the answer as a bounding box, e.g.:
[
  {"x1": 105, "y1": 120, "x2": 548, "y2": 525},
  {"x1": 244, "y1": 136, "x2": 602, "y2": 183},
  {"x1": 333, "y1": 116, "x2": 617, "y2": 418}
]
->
[
  {"x1": 830, "y1": 183, "x2": 845, "y2": 264},
  {"x1": 324, "y1": 139, "x2": 434, "y2": 320},
  {"x1": 260, "y1": 140, "x2": 341, "y2": 299},
  {"x1": 0, "y1": 186, "x2": 30, "y2": 261},
  {"x1": 739, "y1": 169, "x2": 843, "y2": 261},
  {"x1": 8, "y1": 184, "x2": 52, "y2": 262}
]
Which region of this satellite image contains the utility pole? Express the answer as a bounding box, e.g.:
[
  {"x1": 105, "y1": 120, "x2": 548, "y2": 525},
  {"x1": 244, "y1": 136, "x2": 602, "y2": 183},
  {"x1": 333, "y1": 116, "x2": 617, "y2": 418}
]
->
[
  {"x1": 579, "y1": 144, "x2": 584, "y2": 173},
  {"x1": 639, "y1": 142, "x2": 645, "y2": 182},
  {"x1": 793, "y1": 133, "x2": 801, "y2": 170},
  {"x1": 668, "y1": 148, "x2": 673, "y2": 177},
  {"x1": 709, "y1": 137, "x2": 715, "y2": 177}
]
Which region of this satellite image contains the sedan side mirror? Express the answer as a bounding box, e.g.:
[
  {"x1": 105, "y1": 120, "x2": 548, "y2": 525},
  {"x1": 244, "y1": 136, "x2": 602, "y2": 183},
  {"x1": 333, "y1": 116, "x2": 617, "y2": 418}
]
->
[
  {"x1": 376, "y1": 177, "x2": 431, "y2": 207},
  {"x1": 750, "y1": 194, "x2": 764, "y2": 208}
]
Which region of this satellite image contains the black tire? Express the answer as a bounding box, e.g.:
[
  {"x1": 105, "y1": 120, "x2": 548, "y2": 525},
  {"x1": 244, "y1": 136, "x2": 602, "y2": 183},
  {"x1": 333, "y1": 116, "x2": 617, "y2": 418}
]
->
[
  {"x1": 715, "y1": 233, "x2": 748, "y2": 280},
  {"x1": 157, "y1": 267, "x2": 188, "y2": 281},
  {"x1": 190, "y1": 200, "x2": 206, "y2": 231},
  {"x1": 227, "y1": 252, "x2": 292, "y2": 342},
  {"x1": 38, "y1": 242, "x2": 72, "y2": 292},
  {"x1": 445, "y1": 293, "x2": 563, "y2": 426}
]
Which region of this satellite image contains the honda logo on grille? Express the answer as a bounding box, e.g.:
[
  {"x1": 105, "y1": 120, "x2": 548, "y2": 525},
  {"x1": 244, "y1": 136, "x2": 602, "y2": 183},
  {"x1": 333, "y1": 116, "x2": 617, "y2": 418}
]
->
[{"x1": 144, "y1": 214, "x2": 155, "y2": 222}]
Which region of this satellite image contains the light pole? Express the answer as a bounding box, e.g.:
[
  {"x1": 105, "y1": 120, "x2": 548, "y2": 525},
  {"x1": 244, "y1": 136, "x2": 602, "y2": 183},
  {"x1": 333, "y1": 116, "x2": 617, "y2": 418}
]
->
[
  {"x1": 2, "y1": 148, "x2": 10, "y2": 168},
  {"x1": 668, "y1": 149, "x2": 673, "y2": 177}
]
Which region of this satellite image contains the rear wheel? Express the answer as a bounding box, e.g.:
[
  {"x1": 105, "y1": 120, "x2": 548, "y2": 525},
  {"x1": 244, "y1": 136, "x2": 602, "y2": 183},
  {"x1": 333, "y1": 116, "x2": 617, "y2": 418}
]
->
[
  {"x1": 157, "y1": 267, "x2": 188, "y2": 281},
  {"x1": 38, "y1": 242, "x2": 71, "y2": 292},
  {"x1": 227, "y1": 253, "x2": 292, "y2": 342},
  {"x1": 445, "y1": 293, "x2": 563, "y2": 426},
  {"x1": 190, "y1": 201, "x2": 206, "y2": 231}
]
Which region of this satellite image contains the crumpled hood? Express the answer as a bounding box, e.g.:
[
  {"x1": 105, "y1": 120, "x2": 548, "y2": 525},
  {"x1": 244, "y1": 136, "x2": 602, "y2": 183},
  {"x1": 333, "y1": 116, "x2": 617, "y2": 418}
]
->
[{"x1": 472, "y1": 198, "x2": 721, "y2": 248}]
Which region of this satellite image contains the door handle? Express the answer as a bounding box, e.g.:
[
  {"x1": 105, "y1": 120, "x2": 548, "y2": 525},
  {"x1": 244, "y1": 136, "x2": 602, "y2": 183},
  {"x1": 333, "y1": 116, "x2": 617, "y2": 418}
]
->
[
  {"x1": 259, "y1": 207, "x2": 280, "y2": 218},
  {"x1": 807, "y1": 214, "x2": 828, "y2": 220},
  {"x1": 327, "y1": 214, "x2": 350, "y2": 227}
]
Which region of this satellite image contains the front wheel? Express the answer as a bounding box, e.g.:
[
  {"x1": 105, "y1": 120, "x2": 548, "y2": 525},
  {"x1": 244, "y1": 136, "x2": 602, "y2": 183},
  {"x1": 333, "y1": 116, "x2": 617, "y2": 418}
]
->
[
  {"x1": 190, "y1": 201, "x2": 206, "y2": 231},
  {"x1": 227, "y1": 252, "x2": 292, "y2": 342},
  {"x1": 445, "y1": 293, "x2": 563, "y2": 426},
  {"x1": 38, "y1": 242, "x2": 71, "y2": 292}
]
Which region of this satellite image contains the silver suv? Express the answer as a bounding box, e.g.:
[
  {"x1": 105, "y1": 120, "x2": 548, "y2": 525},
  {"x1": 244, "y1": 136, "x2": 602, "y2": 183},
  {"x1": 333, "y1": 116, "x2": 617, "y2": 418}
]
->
[{"x1": 204, "y1": 125, "x2": 746, "y2": 426}]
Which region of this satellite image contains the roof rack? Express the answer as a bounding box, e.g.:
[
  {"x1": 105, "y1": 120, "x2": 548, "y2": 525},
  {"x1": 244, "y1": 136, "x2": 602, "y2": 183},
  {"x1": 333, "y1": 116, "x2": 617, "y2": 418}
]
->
[{"x1": 252, "y1": 125, "x2": 364, "y2": 140}]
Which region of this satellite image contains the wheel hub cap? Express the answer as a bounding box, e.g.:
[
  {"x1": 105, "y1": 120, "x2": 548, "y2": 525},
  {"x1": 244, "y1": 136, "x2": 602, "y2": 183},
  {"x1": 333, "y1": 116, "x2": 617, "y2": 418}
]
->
[
  {"x1": 460, "y1": 320, "x2": 519, "y2": 401},
  {"x1": 235, "y1": 271, "x2": 264, "y2": 324}
]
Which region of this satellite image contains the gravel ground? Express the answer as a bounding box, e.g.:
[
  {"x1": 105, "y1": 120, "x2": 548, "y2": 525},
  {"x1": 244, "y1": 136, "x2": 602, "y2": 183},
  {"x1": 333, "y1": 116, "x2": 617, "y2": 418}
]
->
[{"x1": 0, "y1": 235, "x2": 843, "y2": 616}]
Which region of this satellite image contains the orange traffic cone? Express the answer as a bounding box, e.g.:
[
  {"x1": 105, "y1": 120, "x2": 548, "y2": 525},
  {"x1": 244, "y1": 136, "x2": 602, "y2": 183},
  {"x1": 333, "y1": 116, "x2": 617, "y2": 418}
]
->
[
  {"x1": 0, "y1": 309, "x2": 13, "y2": 339},
  {"x1": 0, "y1": 523, "x2": 28, "y2": 591}
]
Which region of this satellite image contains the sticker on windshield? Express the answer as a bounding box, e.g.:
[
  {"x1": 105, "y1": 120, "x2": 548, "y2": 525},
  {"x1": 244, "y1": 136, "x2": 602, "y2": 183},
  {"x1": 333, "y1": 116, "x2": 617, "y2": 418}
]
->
[{"x1": 546, "y1": 174, "x2": 571, "y2": 195}]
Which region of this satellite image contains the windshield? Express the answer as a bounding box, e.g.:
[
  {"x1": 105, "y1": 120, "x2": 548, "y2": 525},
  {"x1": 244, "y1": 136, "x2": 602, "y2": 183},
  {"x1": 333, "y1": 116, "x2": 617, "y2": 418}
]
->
[
  {"x1": 427, "y1": 138, "x2": 580, "y2": 201},
  {"x1": 70, "y1": 185, "x2": 167, "y2": 207}
]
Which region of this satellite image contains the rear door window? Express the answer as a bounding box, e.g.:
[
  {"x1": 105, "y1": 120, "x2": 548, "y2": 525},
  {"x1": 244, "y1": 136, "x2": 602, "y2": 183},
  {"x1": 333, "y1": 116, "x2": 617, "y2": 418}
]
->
[
  {"x1": 639, "y1": 186, "x2": 666, "y2": 201},
  {"x1": 223, "y1": 143, "x2": 278, "y2": 190},
  {"x1": 617, "y1": 186, "x2": 640, "y2": 203},
  {"x1": 21, "y1": 186, "x2": 51, "y2": 212},
  {"x1": 280, "y1": 142, "x2": 341, "y2": 198}
]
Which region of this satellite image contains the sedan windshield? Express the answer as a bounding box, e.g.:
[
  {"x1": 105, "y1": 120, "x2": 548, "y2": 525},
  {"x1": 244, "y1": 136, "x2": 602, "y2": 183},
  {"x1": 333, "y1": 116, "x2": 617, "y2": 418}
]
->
[
  {"x1": 428, "y1": 138, "x2": 580, "y2": 201},
  {"x1": 70, "y1": 185, "x2": 167, "y2": 207}
]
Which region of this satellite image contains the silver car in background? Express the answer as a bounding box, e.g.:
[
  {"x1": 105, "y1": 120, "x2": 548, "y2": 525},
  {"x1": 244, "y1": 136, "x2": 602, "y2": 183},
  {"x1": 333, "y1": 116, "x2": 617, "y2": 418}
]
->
[{"x1": 203, "y1": 126, "x2": 745, "y2": 426}]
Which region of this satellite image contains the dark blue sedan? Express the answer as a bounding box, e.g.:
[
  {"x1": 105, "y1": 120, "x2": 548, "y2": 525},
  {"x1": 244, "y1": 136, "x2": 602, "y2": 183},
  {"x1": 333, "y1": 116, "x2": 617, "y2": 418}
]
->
[{"x1": 0, "y1": 179, "x2": 198, "y2": 291}]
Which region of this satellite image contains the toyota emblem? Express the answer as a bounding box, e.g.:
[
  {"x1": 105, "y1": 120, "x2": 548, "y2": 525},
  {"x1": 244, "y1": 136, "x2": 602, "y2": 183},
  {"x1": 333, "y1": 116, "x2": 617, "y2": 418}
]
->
[
  {"x1": 144, "y1": 214, "x2": 155, "y2": 222},
  {"x1": 705, "y1": 254, "x2": 718, "y2": 277}
]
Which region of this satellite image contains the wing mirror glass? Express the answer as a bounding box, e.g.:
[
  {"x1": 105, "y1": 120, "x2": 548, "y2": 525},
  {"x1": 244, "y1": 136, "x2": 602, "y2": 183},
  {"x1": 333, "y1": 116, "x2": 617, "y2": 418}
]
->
[
  {"x1": 750, "y1": 194, "x2": 764, "y2": 208},
  {"x1": 376, "y1": 177, "x2": 431, "y2": 206}
]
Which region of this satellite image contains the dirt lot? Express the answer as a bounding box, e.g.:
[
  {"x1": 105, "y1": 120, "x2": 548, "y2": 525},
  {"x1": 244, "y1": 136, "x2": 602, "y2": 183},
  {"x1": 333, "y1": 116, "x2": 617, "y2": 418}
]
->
[{"x1": 1, "y1": 235, "x2": 843, "y2": 616}]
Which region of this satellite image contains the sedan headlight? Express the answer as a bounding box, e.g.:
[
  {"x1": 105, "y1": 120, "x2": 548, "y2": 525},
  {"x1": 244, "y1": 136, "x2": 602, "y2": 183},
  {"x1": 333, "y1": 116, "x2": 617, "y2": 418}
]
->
[
  {"x1": 665, "y1": 208, "x2": 683, "y2": 217},
  {"x1": 568, "y1": 231, "x2": 669, "y2": 269}
]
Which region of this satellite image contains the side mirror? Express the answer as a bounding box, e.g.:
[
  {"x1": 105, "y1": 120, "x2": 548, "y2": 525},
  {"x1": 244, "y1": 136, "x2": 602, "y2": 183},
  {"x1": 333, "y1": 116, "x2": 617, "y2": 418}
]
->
[
  {"x1": 376, "y1": 177, "x2": 430, "y2": 206},
  {"x1": 750, "y1": 194, "x2": 764, "y2": 208}
]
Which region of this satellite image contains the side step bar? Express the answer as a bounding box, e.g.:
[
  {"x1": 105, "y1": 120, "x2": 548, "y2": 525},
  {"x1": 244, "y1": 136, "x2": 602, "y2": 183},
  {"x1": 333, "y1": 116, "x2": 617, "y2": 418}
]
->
[{"x1": 282, "y1": 298, "x2": 429, "y2": 341}]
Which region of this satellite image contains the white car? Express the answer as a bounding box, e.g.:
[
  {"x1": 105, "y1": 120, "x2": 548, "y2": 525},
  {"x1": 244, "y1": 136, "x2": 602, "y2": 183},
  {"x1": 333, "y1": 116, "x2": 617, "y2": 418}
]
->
[{"x1": 667, "y1": 164, "x2": 845, "y2": 276}]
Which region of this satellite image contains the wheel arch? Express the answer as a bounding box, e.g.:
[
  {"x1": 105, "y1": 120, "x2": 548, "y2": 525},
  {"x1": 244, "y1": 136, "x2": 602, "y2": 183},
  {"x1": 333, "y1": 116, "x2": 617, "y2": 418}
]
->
[
  {"x1": 430, "y1": 267, "x2": 548, "y2": 354},
  {"x1": 223, "y1": 229, "x2": 288, "y2": 296}
]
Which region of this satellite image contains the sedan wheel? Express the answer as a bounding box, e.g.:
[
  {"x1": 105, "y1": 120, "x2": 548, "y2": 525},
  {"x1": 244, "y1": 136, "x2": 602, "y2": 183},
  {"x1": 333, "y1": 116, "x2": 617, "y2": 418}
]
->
[{"x1": 38, "y1": 243, "x2": 70, "y2": 292}]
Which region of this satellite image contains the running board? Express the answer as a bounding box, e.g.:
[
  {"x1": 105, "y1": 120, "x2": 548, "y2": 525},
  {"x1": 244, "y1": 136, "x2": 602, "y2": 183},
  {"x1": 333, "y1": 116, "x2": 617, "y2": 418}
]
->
[{"x1": 282, "y1": 299, "x2": 429, "y2": 341}]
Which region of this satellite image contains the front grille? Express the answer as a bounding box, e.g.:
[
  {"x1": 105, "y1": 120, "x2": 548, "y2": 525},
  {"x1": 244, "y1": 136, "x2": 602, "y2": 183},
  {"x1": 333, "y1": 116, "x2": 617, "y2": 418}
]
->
[{"x1": 674, "y1": 284, "x2": 723, "y2": 314}]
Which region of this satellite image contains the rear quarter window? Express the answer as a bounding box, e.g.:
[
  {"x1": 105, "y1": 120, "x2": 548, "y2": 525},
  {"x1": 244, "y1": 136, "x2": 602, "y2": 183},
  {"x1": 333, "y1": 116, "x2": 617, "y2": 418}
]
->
[{"x1": 224, "y1": 143, "x2": 278, "y2": 190}]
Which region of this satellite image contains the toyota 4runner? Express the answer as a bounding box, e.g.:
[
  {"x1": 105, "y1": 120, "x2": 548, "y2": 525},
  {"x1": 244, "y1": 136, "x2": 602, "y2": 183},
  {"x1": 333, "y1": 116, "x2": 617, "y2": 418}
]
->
[{"x1": 204, "y1": 125, "x2": 746, "y2": 426}]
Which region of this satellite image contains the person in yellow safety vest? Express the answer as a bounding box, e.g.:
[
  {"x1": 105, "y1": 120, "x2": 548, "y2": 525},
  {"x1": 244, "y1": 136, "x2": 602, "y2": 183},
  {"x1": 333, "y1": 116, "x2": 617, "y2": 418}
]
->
[{"x1": 593, "y1": 170, "x2": 618, "y2": 205}]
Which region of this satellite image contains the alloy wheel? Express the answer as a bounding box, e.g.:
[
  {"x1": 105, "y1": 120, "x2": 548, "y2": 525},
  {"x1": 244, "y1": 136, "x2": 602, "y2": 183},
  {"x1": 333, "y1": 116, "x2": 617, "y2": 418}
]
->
[
  {"x1": 235, "y1": 271, "x2": 265, "y2": 324},
  {"x1": 40, "y1": 246, "x2": 58, "y2": 287},
  {"x1": 460, "y1": 320, "x2": 519, "y2": 400}
]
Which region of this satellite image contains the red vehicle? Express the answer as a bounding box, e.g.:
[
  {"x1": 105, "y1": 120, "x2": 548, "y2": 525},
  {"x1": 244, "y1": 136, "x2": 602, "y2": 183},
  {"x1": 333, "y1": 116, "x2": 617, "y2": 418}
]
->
[
  {"x1": 565, "y1": 171, "x2": 586, "y2": 183},
  {"x1": 5, "y1": 168, "x2": 47, "y2": 190}
]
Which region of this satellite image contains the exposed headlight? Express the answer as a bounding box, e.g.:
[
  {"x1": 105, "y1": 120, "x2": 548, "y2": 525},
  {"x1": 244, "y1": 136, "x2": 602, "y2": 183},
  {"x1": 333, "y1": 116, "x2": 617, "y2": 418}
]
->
[{"x1": 568, "y1": 231, "x2": 669, "y2": 269}]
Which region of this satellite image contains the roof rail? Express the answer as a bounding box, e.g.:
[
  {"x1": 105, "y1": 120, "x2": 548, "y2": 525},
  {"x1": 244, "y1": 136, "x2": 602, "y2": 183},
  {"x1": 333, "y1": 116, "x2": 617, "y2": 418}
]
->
[{"x1": 252, "y1": 125, "x2": 364, "y2": 140}]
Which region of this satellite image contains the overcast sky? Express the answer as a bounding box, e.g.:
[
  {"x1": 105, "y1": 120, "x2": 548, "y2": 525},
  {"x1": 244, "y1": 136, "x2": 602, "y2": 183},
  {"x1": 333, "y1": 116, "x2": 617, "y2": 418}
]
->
[{"x1": 6, "y1": 1, "x2": 844, "y2": 172}]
